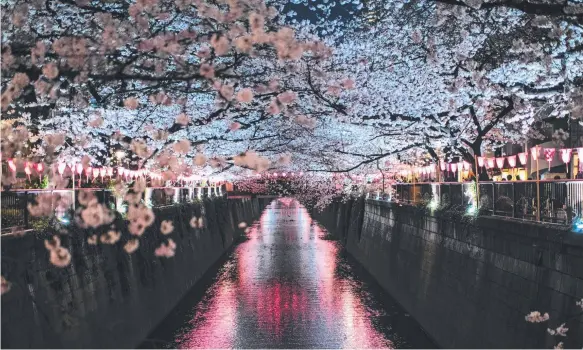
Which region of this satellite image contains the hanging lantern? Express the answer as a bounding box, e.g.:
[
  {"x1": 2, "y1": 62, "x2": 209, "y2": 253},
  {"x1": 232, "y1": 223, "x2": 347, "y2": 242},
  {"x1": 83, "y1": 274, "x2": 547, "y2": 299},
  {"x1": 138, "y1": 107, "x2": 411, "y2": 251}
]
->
[
  {"x1": 507, "y1": 155, "x2": 517, "y2": 168},
  {"x1": 544, "y1": 148, "x2": 555, "y2": 170},
  {"x1": 7, "y1": 159, "x2": 16, "y2": 172},
  {"x1": 74, "y1": 163, "x2": 82, "y2": 175},
  {"x1": 457, "y1": 162, "x2": 463, "y2": 173},
  {"x1": 106, "y1": 167, "x2": 113, "y2": 177},
  {"x1": 560, "y1": 148, "x2": 572, "y2": 164},
  {"x1": 24, "y1": 163, "x2": 32, "y2": 180},
  {"x1": 99, "y1": 168, "x2": 106, "y2": 180},
  {"x1": 496, "y1": 157, "x2": 505, "y2": 169},
  {"x1": 531, "y1": 146, "x2": 541, "y2": 160},
  {"x1": 439, "y1": 161, "x2": 446, "y2": 171},
  {"x1": 92, "y1": 168, "x2": 99, "y2": 179},
  {"x1": 486, "y1": 158, "x2": 495, "y2": 169},
  {"x1": 36, "y1": 163, "x2": 44, "y2": 173},
  {"x1": 518, "y1": 152, "x2": 528, "y2": 166},
  {"x1": 477, "y1": 157, "x2": 485, "y2": 167},
  {"x1": 560, "y1": 149, "x2": 572, "y2": 172},
  {"x1": 462, "y1": 161, "x2": 470, "y2": 171},
  {"x1": 57, "y1": 163, "x2": 67, "y2": 175},
  {"x1": 451, "y1": 163, "x2": 457, "y2": 173}
]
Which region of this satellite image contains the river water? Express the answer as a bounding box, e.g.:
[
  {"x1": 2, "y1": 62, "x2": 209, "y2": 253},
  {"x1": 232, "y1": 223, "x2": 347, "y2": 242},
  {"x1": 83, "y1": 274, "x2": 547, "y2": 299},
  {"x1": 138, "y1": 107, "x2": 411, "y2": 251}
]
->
[{"x1": 142, "y1": 198, "x2": 435, "y2": 349}]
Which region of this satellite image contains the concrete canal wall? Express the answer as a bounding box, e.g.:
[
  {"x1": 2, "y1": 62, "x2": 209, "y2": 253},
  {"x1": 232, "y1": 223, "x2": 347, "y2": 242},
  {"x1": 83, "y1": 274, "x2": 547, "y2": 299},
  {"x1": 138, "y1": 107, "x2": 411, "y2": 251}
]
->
[
  {"x1": 316, "y1": 199, "x2": 583, "y2": 348},
  {"x1": 1, "y1": 197, "x2": 269, "y2": 348}
]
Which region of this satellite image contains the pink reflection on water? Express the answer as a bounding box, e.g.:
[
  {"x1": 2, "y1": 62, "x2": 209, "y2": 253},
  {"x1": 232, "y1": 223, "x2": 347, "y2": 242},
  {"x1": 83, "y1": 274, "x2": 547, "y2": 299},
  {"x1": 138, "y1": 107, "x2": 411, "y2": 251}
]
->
[{"x1": 174, "y1": 199, "x2": 394, "y2": 349}]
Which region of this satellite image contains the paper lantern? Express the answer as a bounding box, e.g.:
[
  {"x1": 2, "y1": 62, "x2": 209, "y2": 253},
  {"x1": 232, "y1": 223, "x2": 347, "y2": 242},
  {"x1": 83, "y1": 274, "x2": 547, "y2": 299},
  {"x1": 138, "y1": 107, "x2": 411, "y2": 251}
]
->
[
  {"x1": 92, "y1": 168, "x2": 99, "y2": 179},
  {"x1": 462, "y1": 161, "x2": 470, "y2": 171},
  {"x1": 24, "y1": 163, "x2": 31, "y2": 179},
  {"x1": 7, "y1": 159, "x2": 16, "y2": 172},
  {"x1": 544, "y1": 148, "x2": 555, "y2": 170},
  {"x1": 36, "y1": 163, "x2": 44, "y2": 173},
  {"x1": 106, "y1": 167, "x2": 113, "y2": 176},
  {"x1": 507, "y1": 155, "x2": 517, "y2": 168},
  {"x1": 439, "y1": 161, "x2": 446, "y2": 171},
  {"x1": 477, "y1": 157, "x2": 485, "y2": 167},
  {"x1": 451, "y1": 163, "x2": 457, "y2": 173},
  {"x1": 560, "y1": 149, "x2": 572, "y2": 164},
  {"x1": 99, "y1": 168, "x2": 106, "y2": 178},
  {"x1": 496, "y1": 157, "x2": 505, "y2": 169},
  {"x1": 486, "y1": 158, "x2": 495, "y2": 169},
  {"x1": 531, "y1": 146, "x2": 541, "y2": 160},
  {"x1": 57, "y1": 163, "x2": 67, "y2": 175},
  {"x1": 518, "y1": 152, "x2": 528, "y2": 166},
  {"x1": 75, "y1": 163, "x2": 83, "y2": 175}
]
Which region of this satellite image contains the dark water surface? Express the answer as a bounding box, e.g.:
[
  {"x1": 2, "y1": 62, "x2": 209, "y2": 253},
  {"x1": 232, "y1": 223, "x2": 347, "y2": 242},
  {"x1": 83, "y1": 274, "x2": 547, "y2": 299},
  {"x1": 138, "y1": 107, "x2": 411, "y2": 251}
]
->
[{"x1": 142, "y1": 199, "x2": 435, "y2": 349}]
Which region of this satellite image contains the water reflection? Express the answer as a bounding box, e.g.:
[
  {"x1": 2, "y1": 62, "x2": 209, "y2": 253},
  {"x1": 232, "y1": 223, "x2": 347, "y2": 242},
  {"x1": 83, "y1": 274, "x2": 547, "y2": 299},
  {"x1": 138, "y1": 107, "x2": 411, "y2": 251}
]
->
[{"x1": 144, "y1": 199, "x2": 435, "y2": 349}]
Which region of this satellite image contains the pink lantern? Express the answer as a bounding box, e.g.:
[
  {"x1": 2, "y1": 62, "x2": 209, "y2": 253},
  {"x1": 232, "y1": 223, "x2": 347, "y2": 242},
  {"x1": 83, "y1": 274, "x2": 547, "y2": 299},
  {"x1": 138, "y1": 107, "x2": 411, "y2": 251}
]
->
[
  {"x1": 439, "y1": 161, "x2": 446, "y2": 171},
  {"x1": 76, "y1": 163, "x2": 83, "y2": 175},
  {"x1": 92, "y1": 168, "x2": 99, "y2": 179},
  {"x1": 99, "y1": 168, "x2": 106, "y2": 179},
  {"x1": 450, "y1": 163, "x2": 457, "y2": 173},
  {"x1": 273, "y1": 172, "x2": 278, "y2": 177},
  {"x1": 106, "y1": 167, "x2": 113, "y2": 176},
  {"x1": 507, "y1": 155, "x2": 517, "y2": 168},
  {"x1": 531, "y1": 146, "x2": 541, "y2": 160},
  {"x1": 7, "y1": 159, "x2": 16, "y2": 172},
  {"x1": 462, "y1": 161, "x2": 470, "y2": 171},
  {"x1": 486, "y1": 158, "x2": 495, "y2": 169},
  {"x1": 544, "y1": 148, "x2": 555, "y2": 170},
  {"x1": 496, "y1": 157, "x2": 505, "y2": 169},
  {"x1": 282, "y1": 172, "x2": 287, "y2": 177},
  {"x1": 457, "y1": 162, "x2": 463, "y2": 172},
  {"x1": 518, "y1": 152, "x2": 528, "y2": 166},
  {"x1": 477, "y1": 157, "x2": 485, "y2": 167},
  {"x1": 24, "y1": 163, "x2": 31, "y2": 180},
  {"x1": 57, "y1": 163, "x2": 67, "y2": 175},
  {"x1": 36, "y1": 163, "x2": 44, "y2": 173}
]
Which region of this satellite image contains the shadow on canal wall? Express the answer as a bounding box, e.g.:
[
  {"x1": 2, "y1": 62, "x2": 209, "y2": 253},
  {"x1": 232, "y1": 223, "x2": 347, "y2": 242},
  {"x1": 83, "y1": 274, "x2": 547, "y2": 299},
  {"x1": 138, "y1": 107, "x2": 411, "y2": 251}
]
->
[
  {"x1": 1, "y1": 197, "x2": 269, "y2": 349},
  {"x1": 315, "y1": 199, "x2": 583, "y2": 349}
]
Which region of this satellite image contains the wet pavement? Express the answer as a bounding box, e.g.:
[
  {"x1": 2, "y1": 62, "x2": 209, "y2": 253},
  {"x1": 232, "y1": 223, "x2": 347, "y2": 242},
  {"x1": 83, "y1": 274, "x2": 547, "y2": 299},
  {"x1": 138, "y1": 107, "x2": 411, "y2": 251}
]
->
[{"x1": 142, "y1": 199, "x2": 435, "y2": 349}]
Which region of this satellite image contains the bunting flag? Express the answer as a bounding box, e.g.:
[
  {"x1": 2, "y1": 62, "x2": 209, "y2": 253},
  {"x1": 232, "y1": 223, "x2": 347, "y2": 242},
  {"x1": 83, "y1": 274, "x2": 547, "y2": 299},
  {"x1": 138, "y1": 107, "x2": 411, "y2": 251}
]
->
[
  {"x1": 544, "y1": 148, "x2": 555, "y2": 171},
  {"x1": 507, "y1": 155, "x2": 517, "y2": 168},
  {"x1": 496, "y1": 157, "x2": 505, "y2": 169},
  {"x1": 518, "y1": 152, "x2": 528, "y2": 166}
]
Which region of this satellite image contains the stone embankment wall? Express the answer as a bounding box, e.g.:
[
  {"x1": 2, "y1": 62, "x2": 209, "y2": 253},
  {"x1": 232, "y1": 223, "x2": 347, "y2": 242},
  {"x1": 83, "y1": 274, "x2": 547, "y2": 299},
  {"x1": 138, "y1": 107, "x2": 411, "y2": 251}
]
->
[
  {"x1": 316, "y1": 199, "x2": 583, "y2": 348},
  {"x1": 1, "y1": 197, "x2": 268, "y2": 348}
]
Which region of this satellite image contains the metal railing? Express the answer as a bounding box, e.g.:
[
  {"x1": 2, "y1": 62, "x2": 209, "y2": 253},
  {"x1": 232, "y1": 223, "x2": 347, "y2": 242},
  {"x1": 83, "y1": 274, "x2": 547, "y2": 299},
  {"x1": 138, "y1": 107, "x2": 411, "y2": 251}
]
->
[
  {"x1": 1, "y1": 186, "x2": 226, "y2": 232},
  {"x1": 382, "y1": 180, "x2": 583, "y2": 226}
]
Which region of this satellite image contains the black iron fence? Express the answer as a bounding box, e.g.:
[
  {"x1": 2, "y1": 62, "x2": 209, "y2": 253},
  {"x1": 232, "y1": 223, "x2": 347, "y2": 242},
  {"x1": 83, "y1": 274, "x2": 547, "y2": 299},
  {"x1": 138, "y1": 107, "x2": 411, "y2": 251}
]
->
[
  {"x1": 382, "y1": 180, "x2": 583, "y2": 226},
  {"x1": 1, "y1": 186, "x2": 226, "y2": 232}
]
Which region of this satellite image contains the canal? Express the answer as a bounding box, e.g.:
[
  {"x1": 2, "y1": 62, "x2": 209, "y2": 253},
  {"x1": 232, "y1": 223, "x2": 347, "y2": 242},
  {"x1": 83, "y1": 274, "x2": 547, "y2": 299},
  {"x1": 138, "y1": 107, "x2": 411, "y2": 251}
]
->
[{"x1": 141, "y1": 199, "x2": 435, "y2": 348}]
